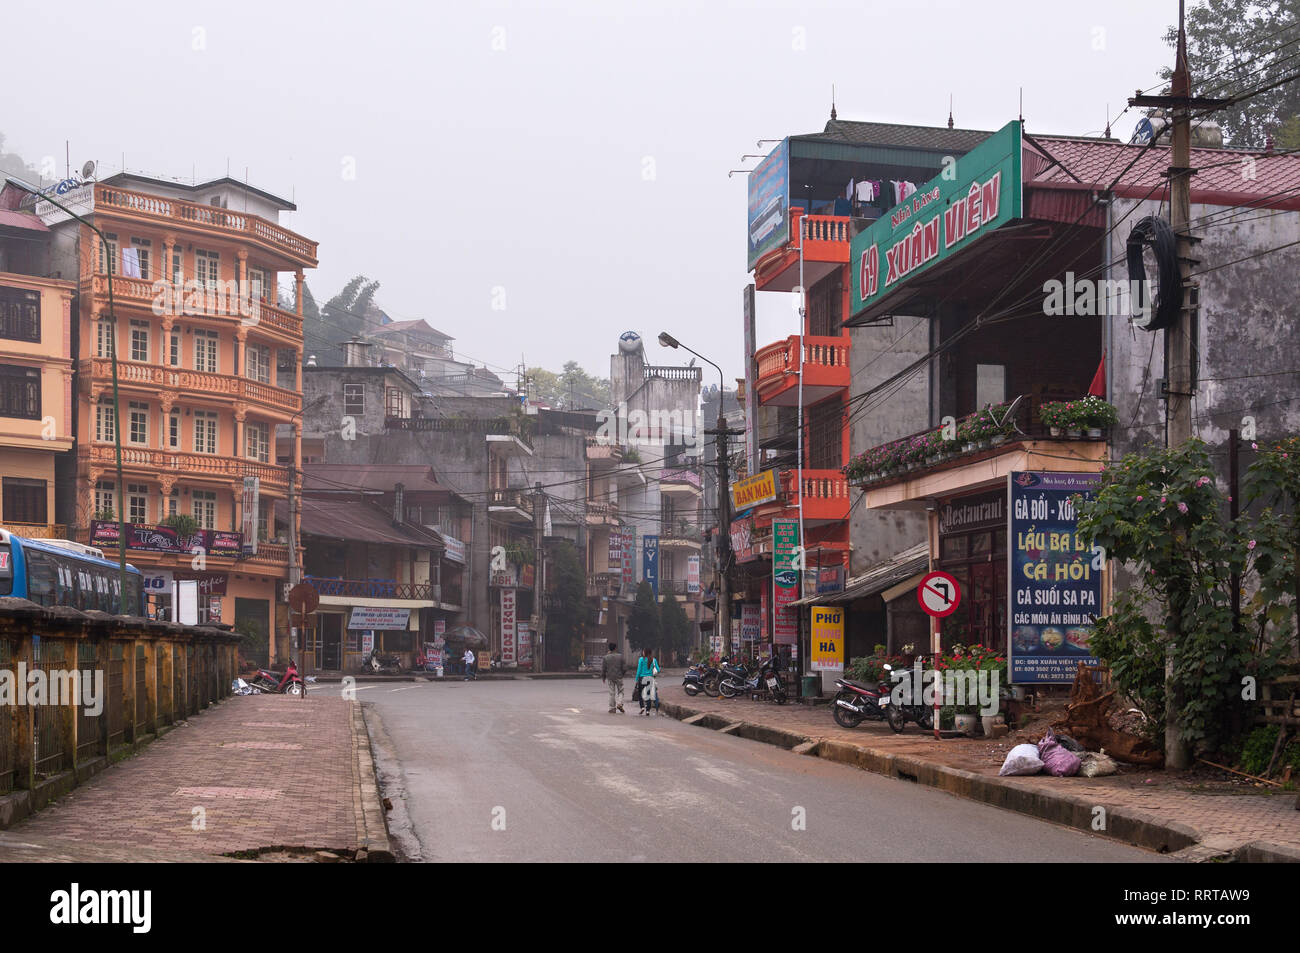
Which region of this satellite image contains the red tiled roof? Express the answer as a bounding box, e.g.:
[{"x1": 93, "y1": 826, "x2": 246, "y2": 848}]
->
[
  {"x1": 0, "y1": 208, "x2": 48, "y2": 232},
  {"x1": 1027, "y1": 137, "x2": 1300, "y2": 210}
]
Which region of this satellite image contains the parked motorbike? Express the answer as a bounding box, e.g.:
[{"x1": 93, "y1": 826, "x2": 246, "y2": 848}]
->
[
  {"x1": 831, "y1": 665, "x2": 904, "y2": 732},
  {"x1": 682, "y1": 662, "x2": 721, "y2": 697},
  {"x1": 719, "y1": 657, "x2": 787, "y2": 704},
  {"x1": 365, "y1": 649, "x2": 403, "y2": 674},
  {"x1": 250, "y1": 659, "x2": 305, "y2": 696}
]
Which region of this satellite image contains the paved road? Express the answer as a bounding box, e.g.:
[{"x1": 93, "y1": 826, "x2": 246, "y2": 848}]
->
[{"x1": 327, "y1": 678, "x2": 1166, "y2": 863}]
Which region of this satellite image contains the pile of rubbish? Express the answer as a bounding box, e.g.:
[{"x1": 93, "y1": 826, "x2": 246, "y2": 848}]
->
[{"x1": 998, "y1": 727, "x2": 1119, "y2": 778}]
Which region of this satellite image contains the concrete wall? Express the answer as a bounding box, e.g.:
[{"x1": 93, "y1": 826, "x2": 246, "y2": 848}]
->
[{"x1": 846, "y1": 316, "x2": 931, "y2": 573}]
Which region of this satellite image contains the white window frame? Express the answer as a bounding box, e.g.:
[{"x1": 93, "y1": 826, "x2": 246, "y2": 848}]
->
[
  {"x1": 94, "y1": 480, "x2": 116, "y2": 519},
  {"x1": 127, "y1": 483, "x2": 148, "y2": 524},
  {"x1": 195, "y1": 249, "x2": 220, "y2": 288},
  {"x1": 245, "y1": 420, "x2": 269, "y2": 463},
  {"x1": 245, "y1": 342, "x2": 270, "y2": 384},
  {"x1": 127, "y1": 401, "x2": 148, "y2": 445},
  {"x1": 193, "y1": 411, "x2": 218, "y2": 454},
  {"x1": 95, "y1": 400, "x2": 116, "y2": 442},
  {"x1": 194, "y1": 328, "x2": 219, "y2": 373},
  {"x1": 129, "y1": 237, "x2": 152, "y2": 280},
  {"x1": 192, "y1": 490, "x2": 217, "y2": 530},
  {"x1": 96, "y1": 319, "x2": 114, "y2": 359},
  {"x1": 343, "y1": 383, "x2": 364, "y2": 416},
  {"x1": 129, "y1": 319, "x2": 150, "y2": 363}
]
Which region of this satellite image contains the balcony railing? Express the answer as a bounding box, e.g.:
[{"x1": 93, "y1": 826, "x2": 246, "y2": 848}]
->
[
  {"x1": 86, "y1": 274, "x2": 305, "y2": 340},
  {"x1": 78, "y1": 442, "x2": 289, "y2": 490},
  {"x1": 659, "y1": 467, "x2": 702, "y2": 490},
  {"x1": 800, "y1": 213, "x2": 851, "y2": 243},
  {"x1": 587, "y1": 572, "x2": 620, "y2": 597},
  {"x1": 586, "y1": 501, "x2": 619, "y2": 523},
  {"x1": 96, "y1": 185, "x2": 318, "y2": 264},
  {"x1": 755, "y1": 335, "x2": 850, "y2": 397},
  {"x1": 385, "y1": 415, "x2": 533, "y2": 449},
  {"x1": 660, "y1": 579, "x2": 701, "y2": 599},
  {"x1": 661, "y1": 522, "x2": 703, "y2": 542},
  {"x1": 0, "y1": 522, "x2": 68, "y2": 539},
  {"x1": 82, "y1": 358, "x2": 301, "y2": 415},
  {"x1": 489, "y1": 488, "x2": 535, "y2": 516},
  {"x1": 304, "y1": 576, "x2": 440, "y2": 601}
]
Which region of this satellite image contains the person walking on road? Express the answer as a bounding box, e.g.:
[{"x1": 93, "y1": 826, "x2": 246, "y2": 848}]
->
[
  {"x1": 463, "y1": 647, "x2": 476, "y2": 681},
  {"x1": 635, "y1": 647, "x2": 660, "y2": 716},
  {"x1": 602, "y1": 642, "x2": 625, "y2": 713}
]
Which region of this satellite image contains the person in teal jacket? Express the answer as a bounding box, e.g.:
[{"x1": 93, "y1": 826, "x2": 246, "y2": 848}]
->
[{"x1": 635, "y1": 647, "x2": 661, "y2": 716}]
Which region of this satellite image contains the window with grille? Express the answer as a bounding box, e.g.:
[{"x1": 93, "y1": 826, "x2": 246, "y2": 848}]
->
[
  {"x1": 0, "y1": 364, "x2": 40, "y2": 420},
  {"x1": 195, "y1": 329, "x2": 219, "y2": 373},
  {"x1": 128, "y1": 401, "x2": 148, "y2": 445},
  {"x1": 129, "y1": 320, "x2": 150, "y2": 362},
  {"x1": 344, "y1": 383, "x2": 364, "y2": 416},
  {"x1": 807, "y1": 399, "x2": 844, "y2": 470},
  {"x1": 0, "y1": 286, "x2": 40, "y2": 343},
  {"x1": 194, "y1": 411, "x2": 218, "y2": 454},
  {"x1": 245, "y1": 421, "x2": 269, "y2": 463},
  {"x1": 95, "y1": 400, "x2": 116, "y2": 442},
  {"x1": 192, "y1": 490, "x2": 216, "y2": 530},
  {"x1": 127, "y1": 484, "x2": 148, "y2": 524},
  {"x1": 2, "y1": 477, "x2": 47, "y2": 524},
  {"x1": 385, "y1": 387, "x2": 405, "y2": 418},
  {"x1": 195, "y1": 249, "x2": 220, "y2": 287},
  {"x1": 246, "y1": 343, "x2": 270, "y2": 383}
]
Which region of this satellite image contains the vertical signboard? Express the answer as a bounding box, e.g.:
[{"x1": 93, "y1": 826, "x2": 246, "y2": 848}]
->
[
  {"x1": 810, "y1": 605, "x2": 844, "y2": 672},
  {"x1": 1008, "y1": 471, "x2": 1102, "y2": 683},
  {"x1": 501, "y1": 587, "x2": 518, "y2": 666},
  {"x1": 772, "y1": 518, "x2": 799, "y2": 645},
  {"x1": 642, "y1": 534, "x2": 659, "y2": 598},
  {"x1": 740, "y1": 603, "x2": 761, "y2": 642},
  {"x1": 746, "y1": 139, "x2": 790, "y2": 270},
  {"x1": 687, "y1": 555, "x2": 700, "y2": 594},
  {"x1": 743, "y1": 283, "x2": 757, "y2": 475},
  {"x1": 241, "y1": 476, "x2": 260, "y2": 556}
]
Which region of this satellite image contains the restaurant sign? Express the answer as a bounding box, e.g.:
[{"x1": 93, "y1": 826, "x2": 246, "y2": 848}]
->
[
  {"x1": 850, "y1": 120, "x2": 1023, "y2": 316},
  {"x1": 731, "y1": 469, "x2": 778, "y2": 511},
  {"x1": 348, "y1": 606, "x2": 411, "y2": 630},
  {"x1": 1008, "y1": 471, "x2": 1103, "y2": 684},
  {"x1": 90, "y1": 520, "x2": 243, "y2": 557}
]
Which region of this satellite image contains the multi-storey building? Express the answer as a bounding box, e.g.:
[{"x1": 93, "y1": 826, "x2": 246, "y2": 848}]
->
[
  {"x1": 39, "y1": 172, "x2": 317, "y2": 649},
  {"x1": 0, "y1": 183, "x2": 75, "y2": 537}
]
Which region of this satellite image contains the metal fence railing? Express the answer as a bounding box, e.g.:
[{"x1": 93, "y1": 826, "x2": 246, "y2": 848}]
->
[
  {"x1": 33, "y1": 639, "x2": 67, "y2": 778},
  {"x1": 107, "y1": 643, "x2": 124, "y2": 750},
  {"x1": 134, "y1": 643, "x2": 148, "y2": 737},
  {"x1": 76, "y1": 641, "x2": 101, "y2": 761},
  {"x1": 0, "y1": 639, "x2": 13, "y2": 794}
]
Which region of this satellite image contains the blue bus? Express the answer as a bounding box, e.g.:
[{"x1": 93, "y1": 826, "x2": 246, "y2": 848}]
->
[{"x1": 0, "y1": 529, "x2": 145, "y2": 615}]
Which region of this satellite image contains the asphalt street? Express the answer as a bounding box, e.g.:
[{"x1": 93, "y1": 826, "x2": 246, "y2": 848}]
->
[{"x1": 323, "y1": 677, "x2": 1166, "y2": 863}]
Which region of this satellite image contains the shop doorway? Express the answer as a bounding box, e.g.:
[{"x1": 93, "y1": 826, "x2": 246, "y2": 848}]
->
[{"x1": 320, "y1": 613, "x2": 343, "y2": 670}]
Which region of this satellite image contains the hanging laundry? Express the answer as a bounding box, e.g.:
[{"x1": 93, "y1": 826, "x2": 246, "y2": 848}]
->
[
  {"x1": 845, "y1": 178, "x2": 855, "y2": 201},
  {"x1": 900, "y1": 180, "x2": 917, "y2": 200},
  {"x1": 855, "y1": 180, "x2": 877, "y2": 203},
  {"x1": 120, "y1": 246, "x2": 141, "y2": 278}
]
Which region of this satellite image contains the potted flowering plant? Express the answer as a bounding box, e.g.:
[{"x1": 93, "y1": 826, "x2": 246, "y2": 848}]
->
[
  {"x1": 1040, "y1": 400, "x2": 1079, "y2": 437},
  {"x1": 1076, "y1": 395, "x2": 1118, "y2": 437}
]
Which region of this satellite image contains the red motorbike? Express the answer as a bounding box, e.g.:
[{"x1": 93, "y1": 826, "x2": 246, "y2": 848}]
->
[{"x1": 251, "y1": 659, "x2": 304, "y2": 696}]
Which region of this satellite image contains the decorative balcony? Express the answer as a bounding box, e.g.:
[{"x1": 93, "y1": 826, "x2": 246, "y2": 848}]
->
[
  {"x1": 304, "y1": 575, "x2": 441, "y2": 601},
  {"x1": 84, "y1": 274, "x2": 304, "y2": 342},
  {"x1": 659, "y1": 578, "x2": 702, "y2": 601},
  {"x1": 659, "y1": 467, "x2": 702, "y2": 496},
  {"x1": 95, "y1": 184, "x2": 318, "y2": 267},
  {"x1": 585, "y1": 501, "x2": 619, "y2": 525},
  {"x1": 488, "y1": 487, "x2": 535, "y2": 523},
  {"x1": 81, "y1": 357, "x2": 301, "y2": 417},
  {"x1": 754, "y1": 209, "x2": 852, "y2": 293},
  {"x1": 754, "y1": 334, "x2": 849, "y2": 407},
  {"x1": 0, "y1": 522, "x2": 68, "y2": 540},
  {"x1": 778, "y1": 469, "x2": 850, "y2": 524},
  {"x1": 587, "y1": 572, "x2": 620, "y2": 598},
  {"x1": 660, "y1": 521, "x2": 703, "y2": 548},
  {"x1": 78, "y1": 442, "x2": 289, "y2": 490}
]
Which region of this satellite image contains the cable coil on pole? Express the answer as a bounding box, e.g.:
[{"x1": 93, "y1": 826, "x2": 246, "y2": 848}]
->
[{"x1": 1126, "y1": 215, "x2": 1182, "y2": 331}]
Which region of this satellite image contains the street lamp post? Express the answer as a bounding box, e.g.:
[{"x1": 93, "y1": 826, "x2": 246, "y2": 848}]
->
[
  {"x1": 8, "y1": 176, "x2": 131, "y2": 613},
  {"x1": 658, "y1": 332, "x2": 740, "y2": 657}
]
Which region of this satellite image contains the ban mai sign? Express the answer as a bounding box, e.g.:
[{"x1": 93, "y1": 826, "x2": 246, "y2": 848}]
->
[{"x1": 850, "y1": 120, "x2": 1024, "y2": 317}]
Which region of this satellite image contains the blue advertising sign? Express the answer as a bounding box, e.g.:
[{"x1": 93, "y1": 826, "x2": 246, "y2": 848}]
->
[
  {"x1": 746, "y1": 139, "x2": 789, "y2": 270},
  {"x1": 642, "y1": 535, "x2": 659, "y2": 598},
  {"x1": 1008, "y1": 471, "x2": 1103, "y2": 683}
]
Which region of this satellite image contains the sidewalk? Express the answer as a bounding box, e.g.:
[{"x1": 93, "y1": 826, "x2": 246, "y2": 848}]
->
[
  {"x1": 657, "y1": 683, "x2": 1300, "y2": 862},
  {"x1": 1, "y1": 695, "x2": 391, "y2": 862}
]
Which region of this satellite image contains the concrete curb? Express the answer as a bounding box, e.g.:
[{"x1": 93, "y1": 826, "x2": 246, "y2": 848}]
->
[
  {"x1": 352, "y1": 702, "x2": 396, "y2": 863},
  {"x1": 658, "y1": 700, "x2": 1294, "y2": 861}
]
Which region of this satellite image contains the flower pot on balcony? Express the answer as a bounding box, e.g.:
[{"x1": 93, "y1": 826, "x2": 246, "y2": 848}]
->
[
  {"x1": 963, "y1": 442, "x2": 976, "y2": 453},
  {"x1": 1086, "y1": 427, "x2": 1103, "y2": 439},
  {"x1": 990, "y1": 434, "x2": 1007, "y2": 447},
  {"x1": 1066, "y1": 428, "x2": 1083, "y2": 439},
  {"x1": 978, "y1": 439, "x2": 992, "y2": 450},
  {"x1": 1049, "y1": 426, "x2": 1062, "y2": 437}
]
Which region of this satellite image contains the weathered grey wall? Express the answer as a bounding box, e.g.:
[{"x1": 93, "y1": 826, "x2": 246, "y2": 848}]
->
[{"x1": 847, "y1": 316, "x2": 931, "y2": 573}]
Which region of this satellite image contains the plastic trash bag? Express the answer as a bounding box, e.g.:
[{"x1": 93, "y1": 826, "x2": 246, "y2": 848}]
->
[
  {"x1": 1037, "y1": 728, "x2": 1081, "y2": 777},
  {"x1": 1078, "y1": 750, "x2": 1119, "y2": 777},
  {"x1": 231, "y1": 678, "x2": 254, "y2": 696},
  {"x1": 998, "y1": 743, "x2": 1045, "y2": 776},
  {"x1": 1055, "y1": 731, "x2": 1083, "y2": 752}
]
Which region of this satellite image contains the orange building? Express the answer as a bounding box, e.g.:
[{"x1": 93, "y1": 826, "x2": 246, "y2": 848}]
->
[{"x1": 40, "y1": 172, "x2": 317, "y2": 653}]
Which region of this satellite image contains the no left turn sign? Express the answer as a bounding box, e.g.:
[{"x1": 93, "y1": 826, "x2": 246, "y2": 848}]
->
[{"x1": 917, "y1": 570, "x2": 961, "y2": 618}]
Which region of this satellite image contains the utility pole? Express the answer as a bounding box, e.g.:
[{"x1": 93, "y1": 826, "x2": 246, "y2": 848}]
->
[
  {"x1": 1128, "y1": 0, "x2": 1229, "y2": 770},
  {"x1": 533, "y1": 480, "x2": 546, "y2": 672},
  {"x1": 706, "y1": 417, "x2": 744, "y2": 657}
]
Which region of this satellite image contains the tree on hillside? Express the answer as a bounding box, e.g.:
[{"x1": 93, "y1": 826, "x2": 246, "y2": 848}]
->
[
  {"x1": 1166, "y1": 1, "x2": 1300, "y2": 147},
  {"x1": 627, "y1": 580, "x2": 661, "y2": 654},
  {"x1": 525, "y1": 361, "x2": 611, "y2": 409},
  {"x1": 303, "y1": 275, "x2": 379, "y2": 366}
]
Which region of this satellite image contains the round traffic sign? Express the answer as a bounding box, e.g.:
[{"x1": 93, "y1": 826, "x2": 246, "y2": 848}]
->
[
  {"x1": 917, "y1": 570, "x2": 961, "y2": 618},
  {"x1": 288, "y1": 582, "x2": 320, "y2": 615}
]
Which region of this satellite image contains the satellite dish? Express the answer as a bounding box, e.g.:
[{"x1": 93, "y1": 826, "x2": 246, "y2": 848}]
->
[{"x1": 81, "y1": 160, "x2": 96, "y2": 180}]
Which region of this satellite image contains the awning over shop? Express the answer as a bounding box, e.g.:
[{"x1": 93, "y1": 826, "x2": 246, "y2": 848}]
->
[
  {"x1": 790, "y1": 542, "x2": 929, "y2": 606},
  {"x1": 299, "y1": 497, "x2": 444, "y2": 549}
]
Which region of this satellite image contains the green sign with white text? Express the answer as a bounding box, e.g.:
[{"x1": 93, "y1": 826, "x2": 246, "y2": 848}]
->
[{"x1": 850, "y1": 120, "x2": 1023, "y2": 317}]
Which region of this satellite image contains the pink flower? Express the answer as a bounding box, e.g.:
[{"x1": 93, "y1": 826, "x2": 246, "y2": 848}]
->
[
  {"x1": 1251, "y1": 442, "x2": 1258, "y2": 450},
  {"x1": 1136, "y1": 495, "x2": 1143, "y2": 501},
  {"x1": 1177, "y1": 502, "x2": 1188, "y2": 513},
  {"x1": 1247, "y1": 539, "x2": 1257, "y2": 550},
  {"x1": 1161, "y1": 496, "x2": 1167, "y2": 503},
  {"x1": 1196, "y1": 476, "x2": 1209, "y2": 487}
]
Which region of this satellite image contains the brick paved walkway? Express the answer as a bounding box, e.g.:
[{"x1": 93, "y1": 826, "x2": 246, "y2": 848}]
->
[
  {"x1": 10, "y1": 695, "x2": 368, "y2": 858},
  {"x1": 659, "y1": 683, "x2": 1300, "y2": 857}
]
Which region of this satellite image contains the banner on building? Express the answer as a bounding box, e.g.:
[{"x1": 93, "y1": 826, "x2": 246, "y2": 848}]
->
[
  {"x1": 743, "y1": 283, "x2": 757, "y2": 475},
  {"x1": 772, "y1": 519, "x2": 800, "y2": 646},
  {"x1": 501, "y1": 587, "x2": 517, "y2": 666},
  {"x1": 740, "y1": 603, "x2": 761, "y2": 642},
  {"x1": 1008, "y1": 471, "x2": 1102, "y2": 684},
  {"x1": 730, "y1": 518, "x2": 754, "y2": 562},
  {"x1": 747, "y1": 139, "x2": 790, "y2": 270},
  {"x1": 687, "y1": 555, "x2": 700, "y2": 593},
  {"x1": 349, "y1": 606, "x2": 411, "y2": 630},
  {"x1": 608, "y1": 530, "x2": 624, "y2": 566},
  {"x1": 642, "y1": 535, "x2": 659, "y2": 598},
  {"x1": 731, "y1": 469, "x2": 778, "y2": 511},
  {"x1": 810, "y1": 605, "x2": 845, "y2": 672},
  {"x1": 817, "y1": 565, "x2": 845, "y2": 593},
  {"x1": 622, "y1": 527, "x2": 635, "y2": 591},
  {"x1": 90, "y1": 520, "x2": 243, "y2": 557},
  {"x1": 442, "y1": 534, "x2": 467, "y2": 564},
  {"x1": 241, "y1": 476, "x2": 260, "y2": 556}
]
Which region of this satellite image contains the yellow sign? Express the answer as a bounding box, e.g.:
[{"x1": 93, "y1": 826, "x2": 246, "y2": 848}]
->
[
  {"x1": 731, "y1": 469, "x2": 778, "y2": 510},
  {"x1": 810, "y1": 605, "x2": 844, "y2": 672}
]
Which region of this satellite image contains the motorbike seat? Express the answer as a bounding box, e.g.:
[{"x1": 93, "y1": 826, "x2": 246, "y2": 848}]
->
[{"x1": 840, "y1": 678, "x2": 879, "y2": 693}]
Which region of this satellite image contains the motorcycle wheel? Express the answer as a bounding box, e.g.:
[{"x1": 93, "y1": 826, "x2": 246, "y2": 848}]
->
[
  {"x1": 917, "y1": 707, "x2": 934, "y2": 730},
  {"x1": 719, "y1": 679, "x2": 739, "y2": 698},
  {"x1": 702, "y1": 674, "x2": 720, "y2": 697},
  {"x1": 773, "y1": 687, "x2": 788, "y2": 705},
  {"x1": 683, "y1": 682, "x2": 700, "y2": 697},
  {"x1": 886, "y1": 704, "x2": 906, "y2": 733},
  {"x1": 285, "y1": 682, "x2": 303, "y2": 697},
  {"x1": 832, "y1": 692, "x2": 864, "y2": 728}
]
